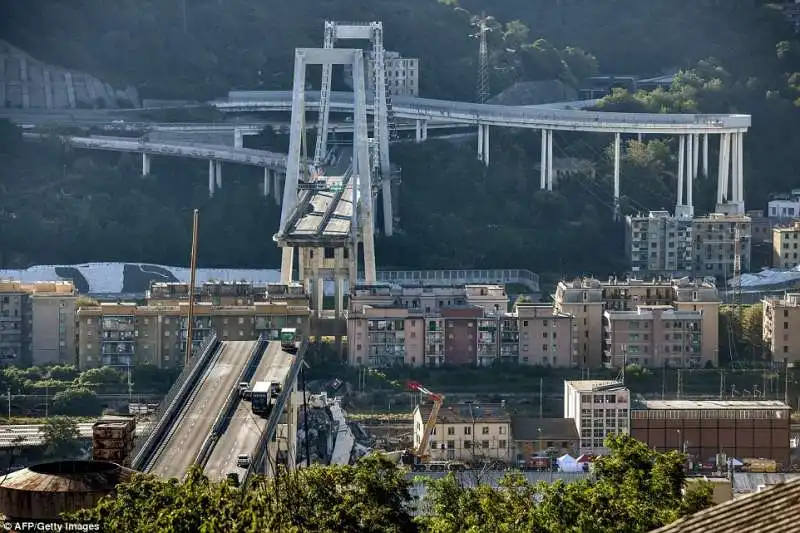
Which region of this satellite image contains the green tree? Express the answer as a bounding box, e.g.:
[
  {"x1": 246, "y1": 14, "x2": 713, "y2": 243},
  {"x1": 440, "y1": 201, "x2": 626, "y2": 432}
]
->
[
  {"x1": 51, "y1": 387, "x2": 101, "y2": 416},
  {"x1": 42, "y1": 416, "x2": 82, "y2": 460},
  {"x1": 741, "y1": 303, "x2": 765, "y2": 358},
  {"x1": 46, "y1": 364, "x2": 80, "y2": 382},
  {"x1": 418, "y1": 434, "x2": 712, "y2": 532},
  {"x1": 66, "y1": 455, "x2": 417, "y2": 532},
  {"x1": 74, "y1": 367, "x2": 124, "y2": 390}
]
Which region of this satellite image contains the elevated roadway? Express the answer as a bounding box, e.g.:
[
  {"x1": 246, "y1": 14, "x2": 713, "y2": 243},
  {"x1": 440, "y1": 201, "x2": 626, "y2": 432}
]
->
[
  {"x1": 22, "y1": 133, "x2": 290, "y2": 171},
  {"x1": 1, "y1": 109, "x2": 467, "y2": 136},
  {"x1": 204, "y1": 342, "x2": 296, "y2": 481},
  {"x1": 216, "y1": 90, "x2": 751, "y2": 134},
  {"x1": 147, "y1": 340, "x2": 256, "y2": 479},
  {"x1": 277, "y1": 145, "x2": 356, "y2": 245}
]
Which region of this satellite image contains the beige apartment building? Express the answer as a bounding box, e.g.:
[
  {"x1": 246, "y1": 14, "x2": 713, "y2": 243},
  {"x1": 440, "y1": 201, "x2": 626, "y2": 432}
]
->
[
  {"x1": 413, "y1": 402, "x2": 512, "y2": 462},
  {"x1": 554, "y1": 278, "x2": 604, "y2": 368},
  {"x1": 555, "y1": 277, "x2": 720, "y2": 368},
  {"x1": 603, "y1": 306, "x2": 706, "y2": 368},
  {"x1": 564, "y1": 380, "x2": 630, "y2": 454},
  {"x1": 763, "y1": 293, "x2": 800, "y2": 361},
  {"x1": 772, "y1": 221, "x2": 800, "y2": 269},
  {"x1": 0, "y1": 280, "x2": 77, "y2": 366},
  {"x1": 76, "y1": 283, "x2": 310, "y2": 369},
  {"x1": 347, "y1": 283, "x2": 576, "y2": 367}
]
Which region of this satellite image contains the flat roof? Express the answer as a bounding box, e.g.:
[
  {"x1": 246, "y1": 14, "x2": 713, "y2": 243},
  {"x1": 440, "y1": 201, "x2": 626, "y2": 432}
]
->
[
  {"x1": 566, "y1": 380, "x2": 626, "y2": 392},
  {"x1": 640, "y1": 400, "x2": 791, "y2": 410}
]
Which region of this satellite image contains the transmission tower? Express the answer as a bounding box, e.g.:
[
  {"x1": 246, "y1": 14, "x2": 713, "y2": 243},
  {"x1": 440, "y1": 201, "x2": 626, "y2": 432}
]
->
[
  {"x1": 471, "y1": 13, "x2": 493, "y2": 104},
  {"x1": 733, "y1": 226, "x2": 743, "y2": 314}
]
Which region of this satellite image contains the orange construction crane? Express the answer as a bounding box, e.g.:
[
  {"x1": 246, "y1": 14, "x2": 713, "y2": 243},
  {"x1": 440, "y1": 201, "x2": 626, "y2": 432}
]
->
[{"x1": 402, "y1": 381, "x2": 444, "y2": 466}]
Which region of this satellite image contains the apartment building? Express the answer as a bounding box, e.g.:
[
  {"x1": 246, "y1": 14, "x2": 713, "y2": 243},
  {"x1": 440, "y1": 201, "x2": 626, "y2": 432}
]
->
[
  {"x1": 347, "y1": 283, "x2": 577, "y2": 367},
  {"x1": 0, "y1": 281, "x2": 77, "y2": 366},
  {"x1": 344, "y1": 50, "x2": 419, "y2": 97},
  {"x1": 626, "y1": 210, "x2": 694, "y2": 276},
  {"x1": 555, "y1": 277, "x2": 720, "y2": 368},
  {"x1": 76, "y1": 283, "x2": 310, "y2": 369},
  {"x1": 772, "y1": 221, "x2": 800, "y2": 269},
  {"x1": 693, "y1": 213, "x2": 751, "y2": 278},
  {"x1": 412, "y1": 402, "x2": 512, "y2": 462},
  {"x1": 147, "y1": 281, "x2": 263, "y2": 306},
  {"x1": 515, "y1": 304, "x2": 575, "y2": 367},
  {"x1": 763, "y1": 293, "x2": 800, "y2": 361},
  {"x1": 554, "y1": 278, "x2": 604, "y2": 368},
  {"x1": 603, "y1": 306, "x2": 705, "y2": 368},
  {"x1": 563, "y1": 380, "x2": 630, "y2": 455},
  {"x1": 368, "y1": 51, "x2": 419, "y2": 97},
  {"x1": 624, "y1": 211, "x2": 752, "y2": 279}
]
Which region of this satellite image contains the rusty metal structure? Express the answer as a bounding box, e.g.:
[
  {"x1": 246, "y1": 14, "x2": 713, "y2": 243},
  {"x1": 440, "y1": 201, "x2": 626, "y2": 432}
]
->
[
  {"x1": 92, "y1": 415, "x2": 136, "y2": 466},
  {"x1": 0, "y1": 460, "x2": 134, "y2": 521}
]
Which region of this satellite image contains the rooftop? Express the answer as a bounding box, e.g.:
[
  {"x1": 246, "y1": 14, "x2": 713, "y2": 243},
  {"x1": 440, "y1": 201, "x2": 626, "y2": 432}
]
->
[
  {"x1": 638, "y1": 400, "x2": 791, "y2": 411},
  {"x1": 650, "y1": 477, "x2": 800, "y2": 533},
  {"x1": 511, "y1": 417, "x2": 579, "y2": 442},
  {"x1": 566, "y1": 380, "x2": 626, "y2": 393},
  {"x1": 418, "y1": 403, "x2": 510, "y2": 424}
]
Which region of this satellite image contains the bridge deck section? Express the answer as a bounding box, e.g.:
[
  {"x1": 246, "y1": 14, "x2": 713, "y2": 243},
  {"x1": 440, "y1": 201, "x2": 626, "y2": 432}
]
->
[
  {"x1": 219, "y1": 90, "x2": 751, "y2": 135},
  {"x1": 204, "y1": 342, "x2": 295, "y2": 481},
  {"x1": 148, "y1": 340, "x2": 255, "y2": 479}
]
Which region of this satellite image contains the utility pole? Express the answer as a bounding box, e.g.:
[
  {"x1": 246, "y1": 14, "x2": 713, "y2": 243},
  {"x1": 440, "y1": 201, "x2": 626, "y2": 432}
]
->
[
  {"x1": 785, "y1": 359, "x2": 791, "y2": 406},
  {"x1": 7, "y1": 389, "x2": 10, "y2": 421},
  {"x1": 538, "y1": 377, "x2": 543, "y2": 419},
  {"x1": 677, "y1": 369, "x2": 683, "y2": 400},
  {"x1": 301, "y1": 368, "x2": 311, "y2": 468}
]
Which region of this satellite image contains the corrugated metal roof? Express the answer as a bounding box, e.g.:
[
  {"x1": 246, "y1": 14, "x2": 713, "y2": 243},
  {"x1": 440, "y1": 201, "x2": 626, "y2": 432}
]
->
[
  {"x1": 0, "y1": 461, "x2": 134, "y2": 493},
  {"x1": 641, "y1": 400, "x2": 790, "y2": 410},
  {"x1": 651, "y1": 477, "x2": 800, "y2": 532},
  {"x1": 732, "y1": 473, "x2": 800, "y2": 494}
]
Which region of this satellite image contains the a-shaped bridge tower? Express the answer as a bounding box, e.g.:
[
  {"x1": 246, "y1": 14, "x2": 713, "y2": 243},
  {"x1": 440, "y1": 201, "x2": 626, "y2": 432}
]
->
[{"x1": 275, "y1": 48, "x2": 376, "y2": 318}]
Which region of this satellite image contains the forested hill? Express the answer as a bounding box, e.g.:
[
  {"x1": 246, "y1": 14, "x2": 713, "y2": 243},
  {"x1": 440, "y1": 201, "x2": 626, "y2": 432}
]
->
[
  {"x1": 2, "y1": 0, "x2": 785, "y2": 102},
  {"x1": 1, "y1": 1, "x2": 799, "y2": 277}
]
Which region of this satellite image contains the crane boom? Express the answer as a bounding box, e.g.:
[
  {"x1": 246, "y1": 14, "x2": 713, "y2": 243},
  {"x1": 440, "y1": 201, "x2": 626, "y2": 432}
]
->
[{"x1": 408, "y1": 381, "x2": 444, "y2": 461}]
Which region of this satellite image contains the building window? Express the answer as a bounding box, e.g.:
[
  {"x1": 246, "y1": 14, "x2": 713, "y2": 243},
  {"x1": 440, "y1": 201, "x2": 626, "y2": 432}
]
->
[
  {"x1": 447, "y1": 427, "x2": 455, "y2": 435},
  {"x1": 464, "y1": 427, "x2": 471, "y2": 435},
  {"x1": 482, "y1": 426, "x2": 489, "y2": 435},
  {"x1": 499, "y1": 440, "x2": 507, "y2": 448}
]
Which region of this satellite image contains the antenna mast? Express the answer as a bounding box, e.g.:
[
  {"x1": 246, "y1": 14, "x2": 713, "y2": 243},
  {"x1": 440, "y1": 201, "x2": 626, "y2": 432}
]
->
[{"x1": 472, "y1": 13, "x2": 492, "y2": 103}]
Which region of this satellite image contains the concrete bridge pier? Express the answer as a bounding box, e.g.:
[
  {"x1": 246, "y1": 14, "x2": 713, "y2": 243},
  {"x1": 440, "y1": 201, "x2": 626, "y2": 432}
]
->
[
  {"x1": 477, "y1": 124, "x2": 490, "y2": 166},
  {"x1": 675, "y1": 134, "x2": 694, "y2": 218},
  {"x1": 263, "y1": 168, "x2": 271, "y2": 198},
  {"x1": 539, "y1": 129, "x2": 554, "y2": 191},
  {"x1": 234, "y1": 128, "x2": 244, "y2": 149},
  {"x1": 141, "y1": 153, "x2": 151, "y2": 176},
  {"x1": 702, "y1": 133, "x2": 709, "y2": 177},
  {"x1": 215, "y1": 161, "x2": 222, "y2": 189},
  {"x1": 415, "y1": 119, "x2": 429, "y2": 142},
  {"x1": 274, "y1": 172, "x2": 282, "y2": 206},
  {"x1": 208, "y1": 160, "x2": 215, "y2": 197},
  {"x1": 613, "y1": 132, "x2": 621, "y2": 220}
]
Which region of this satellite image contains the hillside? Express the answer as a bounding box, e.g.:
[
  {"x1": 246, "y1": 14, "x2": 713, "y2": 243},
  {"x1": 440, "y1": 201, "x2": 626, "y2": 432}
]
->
[{"x1": 1, "y1": 1, "x2": 799, "y2": 276}]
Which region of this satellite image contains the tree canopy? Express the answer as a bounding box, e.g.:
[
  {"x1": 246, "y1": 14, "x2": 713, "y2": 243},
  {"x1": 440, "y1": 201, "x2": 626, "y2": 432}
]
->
[{"x1": 66, "y1": 436, "x2": 712, "y2": 532}]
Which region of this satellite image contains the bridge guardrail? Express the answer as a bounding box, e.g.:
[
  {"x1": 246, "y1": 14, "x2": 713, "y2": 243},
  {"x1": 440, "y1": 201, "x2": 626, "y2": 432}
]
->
[
  {"x1": 243, "y1": 340, "x2": 308, "y2": 487},
  {"x1": 194, "y1": 335, "x2": 269, "y2": 468},
  {"x1": 373, "y1": 269, "x2": 540, "y2": 292},
  {"x1": 131, "y1": 332, "x2": 220, "y2": 470}
]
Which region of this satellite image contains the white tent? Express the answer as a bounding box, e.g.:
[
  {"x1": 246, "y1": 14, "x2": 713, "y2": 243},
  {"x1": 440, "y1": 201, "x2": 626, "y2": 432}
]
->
[
  {"x1": 557, "y1": 454, "x2": 582, "y2": 473},
  {"x1": 728, "y1": 458, "x2": 744, "y2": 467}
]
